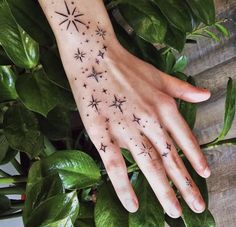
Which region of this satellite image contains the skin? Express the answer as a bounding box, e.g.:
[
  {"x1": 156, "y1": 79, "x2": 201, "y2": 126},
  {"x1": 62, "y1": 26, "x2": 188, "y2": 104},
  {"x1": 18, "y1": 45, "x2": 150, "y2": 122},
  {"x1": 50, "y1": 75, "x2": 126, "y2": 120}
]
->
[{"x1": 39, "y1": 0, "x2": 211, "y2": 218}]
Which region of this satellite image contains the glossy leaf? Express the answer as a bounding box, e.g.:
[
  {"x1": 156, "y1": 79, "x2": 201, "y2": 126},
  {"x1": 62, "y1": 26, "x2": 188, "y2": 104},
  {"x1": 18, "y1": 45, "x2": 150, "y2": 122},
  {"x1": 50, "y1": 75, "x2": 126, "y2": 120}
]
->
[
  {"x1": 0, "y1": 134, "x2": 17, "y2": 164},
  {"x1": 16, "y1": 68, "x2": 61, "y2": 117},
  {"x1": 213, "y1": 78, "x2": 236, "y2": 143},
  {"x1": 0, "y1": 66, "x2": 18, "y2": 102},
  {"x1": 30, "y1": 151, "x2": 101, "y2": 190},
  {"x1": 179, "y1": 76, "x2": 197, "y2": 130},
  {"x1": 172, "y1": 56, "x2": 188, "y2": 73},
  {"x1": 3, "y1": 104, "x2": 44, "y2": 158},
  {"x1": 129, "y1": 173, "x2": 164, "y2": 227},
  {"x1": 121, "y1": 148, "x2": 135, "y2": 164},
  {"x1": 152, "y1": 0, "x2": 193, "y2": 32},
  {"x1": 25, "y1": 191, "x2": 79, "y2": 227},
  {"x1": 185, "y1": 0, "x2": 215, "y2": 25},
  {"x1": 95, "y1": 182, "x2": 129, "y2": 227},
  {"x1": 180, "y1": 199, "x2": 215, "y2": 227},
  {"x1": 215, "y1": 23, "x2": 230, "y2": 38},
  {"x1": 0, "y1": 0, "x2": 39, "y2": 69},
  {"x1": 7, "y1": 0, "x2": 54, "y2": 46},
  {"x1": 117, "y1": 0, "x2": 167, "y2": 43}
]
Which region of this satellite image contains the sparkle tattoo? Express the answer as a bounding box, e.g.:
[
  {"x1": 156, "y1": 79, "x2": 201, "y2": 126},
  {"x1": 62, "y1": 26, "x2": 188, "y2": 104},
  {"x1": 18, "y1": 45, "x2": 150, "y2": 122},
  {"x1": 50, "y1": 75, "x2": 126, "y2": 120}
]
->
[
  {"x1": 138, "y1": 143, "x2": 153, "y2": 159},
  {"x1": 87, "y1": 66, "x2": 103, "y2": 83},
  {"x1": 88, "y1": 95, "x2": 101, "y2": 113},
  {"x1": 98, "y1": 50, "x2": 105, "y2": 59},
  {"x1": 166, "y1": 142, "x2": 171, "y2": 150},
  {"x1": 55, "y1": 1, "x2": 86, "y2": 32},
  {"x1": 161, "y1": 152, "x2": 169, "y2": 158},
  {"x1": 133, "y1": 114, "x2": 141, "y2": 125},
  {"x1": 100, "y1": 143, "x2": 107, "y2": 152},
  {"x1": 185, "y1": 177, "x2": 193, "y2": 187},
  {"x1": 96, "y1": 26, "x2": 106, "y2": 39},
  {"x1": 74, "y1": 48, "x2": 86, "y2": 62},
  {"x1": 110, "y1": 95, "x2": 126, "y2": 114}
]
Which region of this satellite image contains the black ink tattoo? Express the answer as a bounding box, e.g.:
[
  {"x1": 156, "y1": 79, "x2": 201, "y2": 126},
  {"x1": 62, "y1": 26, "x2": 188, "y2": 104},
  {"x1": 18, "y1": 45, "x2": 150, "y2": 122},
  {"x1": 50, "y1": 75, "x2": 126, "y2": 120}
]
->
[
  {"x1": 98, "y1": 50, "x2": 105, "y2": 59},
  {"x1": 110, "y1": 95, "x2": 126, "y2": 114},
  {"x1": 74, "y1": 48, "x2": 86, "y2": 62},
  {"x1": 83, "y1": 83, "x2": 87, "y2": 88},
  {"x1": 96, "y1": 26, "x2": 106, "y2": 39},
  {"x1": 100, "y1": 143, "x2": 107, "y2": 152},
  {"x1": 95, "y1": 59, "x2": 100, "y2": 64},
  {"x1": 103, "y1": 45, "x2": 108, "y2": 51},
  {"x1": 87, "y1": 66, "x2": 103, "y2": 83},
  {"x1": 138, "y1": 143, "x2": 153, "y2": 159},
  {"x1": 55, "y1": 1, "x2": 86, "y2": 32},
  {"x1": 185, "y1": 177, "x2": 193, "y2": 187},
  {"x1": 105, "y1": 118, "x2": 110, "y2": 123},
  {"x1": 133, "y1": 114, "x2": 141, "y2": 125},
  {"x1": 166, "y1": 142, "x2": 171, "y2": 150},
  {"x1": 102, "y1": 88, "x2": 107, "y2": 94},
  {"x1": 88, "y1": 95, "x2": 101, "y2": 112},
  {"x1": 161, "y1": 152, "x2": 169, "y2": 158}
]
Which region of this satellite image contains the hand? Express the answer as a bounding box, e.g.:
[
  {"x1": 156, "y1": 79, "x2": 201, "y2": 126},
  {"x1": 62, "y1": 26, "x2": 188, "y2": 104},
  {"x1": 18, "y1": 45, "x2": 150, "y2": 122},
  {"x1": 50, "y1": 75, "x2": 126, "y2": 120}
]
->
[{"x1": 68, "y1": 41, "x2": 211, "y2": 218}]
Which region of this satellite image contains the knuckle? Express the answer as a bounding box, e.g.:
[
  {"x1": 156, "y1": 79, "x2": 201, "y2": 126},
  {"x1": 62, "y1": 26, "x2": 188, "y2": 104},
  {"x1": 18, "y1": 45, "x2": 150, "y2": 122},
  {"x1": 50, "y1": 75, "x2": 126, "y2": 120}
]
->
[{"x1": 105, "y1": 159, "x2": 125, "y2": 175}]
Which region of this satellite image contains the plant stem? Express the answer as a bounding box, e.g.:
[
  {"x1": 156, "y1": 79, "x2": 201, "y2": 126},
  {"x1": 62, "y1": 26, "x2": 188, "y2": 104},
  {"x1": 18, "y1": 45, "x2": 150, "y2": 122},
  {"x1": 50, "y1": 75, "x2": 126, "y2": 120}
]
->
[
  {"x1": 0, "y1": 169, "x2": 11, "y2": 177},
  {"x1": 127, "y1": 163, "x2": 139, "y2": 173},
  {"x1": 0, "y1": 176, "x2": 27, "y2": 185},
  {"x1": 201, "y1": 138, "x2": 236, "y2": 149},
  {"x1": 10, "y1": 158, "x2": 24, "y2": 175},
  {"x1": 0, "y1": 185, "x2": 25, "y2": 195}
]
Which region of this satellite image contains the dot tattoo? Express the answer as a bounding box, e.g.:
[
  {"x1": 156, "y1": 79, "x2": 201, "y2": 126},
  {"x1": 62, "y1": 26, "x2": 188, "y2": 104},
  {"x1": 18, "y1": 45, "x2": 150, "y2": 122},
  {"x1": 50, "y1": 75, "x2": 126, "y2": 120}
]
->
[
  {"x1": 103, "y1": 45, "x2": 108, "y2": 51},
  {"x1": 138, "y1": 143, "x2": 153, "y2": 159},
  {"x1": 95, "y1": 26, "x2": 106, "y2": 40},
  {"x1": 133, "y1": 114, "x2": 141, "y2": 125},
  {"x1": 100, "y1": 143, "x2": 107, "y2": 152},
  {"x1": 55, "y1": 0, "x2": 86, "y2": 32},
  {"x1": 88, "y1": 95, "x2": 101, "y2": 113},
  {"x1": 110, "y1": 95, "x2": 126, "y2": 114},
  {"x1": 87, "y1": 66, "x2": 103, "y2": 83},
  {"x1": 185, "y1": 177, "x2": 193, "y2": 187},
  {"x1": 74, "y1": 48, "x2": 86, "y2": 62}
]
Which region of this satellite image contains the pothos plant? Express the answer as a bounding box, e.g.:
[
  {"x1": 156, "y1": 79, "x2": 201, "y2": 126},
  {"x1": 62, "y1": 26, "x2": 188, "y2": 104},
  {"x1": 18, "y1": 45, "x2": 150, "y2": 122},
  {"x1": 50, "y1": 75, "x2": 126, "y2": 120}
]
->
[{"x1": 0, "y1": 0, "x2": 235, "y2": 226}]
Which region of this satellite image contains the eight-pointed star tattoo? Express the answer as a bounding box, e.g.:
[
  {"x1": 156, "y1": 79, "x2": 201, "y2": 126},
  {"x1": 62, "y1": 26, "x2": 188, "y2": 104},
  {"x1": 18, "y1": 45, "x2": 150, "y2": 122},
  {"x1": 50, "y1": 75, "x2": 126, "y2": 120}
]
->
[
  {"x1": 88, "y1": 95, "x2": 101, "y2": 113},
  {"x1": 110, "y1": 95, "x2": 126, "y2": 114},
  {"x1": 87, "y1": 66, "x2": 103, "y2": 82},
  {"x1": 55, "y1": 0, "x2": 86, "y2": 32},
  {"x1": 138, "y1": 143, "x2": 153, "y2": 159}
]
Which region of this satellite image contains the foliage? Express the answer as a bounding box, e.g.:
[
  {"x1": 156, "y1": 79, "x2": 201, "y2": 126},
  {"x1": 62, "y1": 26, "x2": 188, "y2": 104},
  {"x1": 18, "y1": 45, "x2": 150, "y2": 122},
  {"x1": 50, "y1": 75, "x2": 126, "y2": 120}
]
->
[{"x1": 0, "y1": 0, "x2": 235, "y2": 226}]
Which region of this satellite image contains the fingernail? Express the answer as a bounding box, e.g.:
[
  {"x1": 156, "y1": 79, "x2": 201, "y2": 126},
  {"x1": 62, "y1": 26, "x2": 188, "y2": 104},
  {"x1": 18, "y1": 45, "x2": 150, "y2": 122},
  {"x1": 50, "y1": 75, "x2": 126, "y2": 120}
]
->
[
  {"x1": 125, "y1": 198, "x2": 138, "y2": 213},
  {"x1": 193, "y1": 195, "x2": 205, "y2": 212},
  {"x1": 203, "y1": 167, "x2": 211, "y2": 178},
  {"x1": 169, "y1": 201, "x2": 182, "y2": 218}
]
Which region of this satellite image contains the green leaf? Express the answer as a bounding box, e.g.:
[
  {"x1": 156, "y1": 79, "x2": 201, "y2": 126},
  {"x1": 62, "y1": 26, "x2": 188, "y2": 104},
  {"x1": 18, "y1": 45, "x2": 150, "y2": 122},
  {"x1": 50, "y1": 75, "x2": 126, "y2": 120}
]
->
[
  {"x1": 117, "y1": 0, "x2": 167, "y2": 43},
  {"x1": 215, "y1": 23, "x2": 230, "y2": 38},
  {"x1": 3, "y1": 104, "x2": 44, "y2": 158},
  {"x1": 0, "y1": 134, "x2": 17, "y2": 164},
  {"x1": 165, "y1": 214, "x2": 185, "y2": 227},
  {"x1": 129, "y1": 172, "x2": 164, "y2": 227},
  {"x1": 16, "y1": 68, "x2": 61, "y2": 117},
  {"x1": 41, "y1": 48, "x2": 71, "y2": 90},
  {"x1": 185, "y1": 0, "x2": 215, "y2": 25},
  {"x1": 213, "y1": 78, "x2": 236, "y2": 143},
  {"x1": 25, "y1": 191, "x2": 79, "y2": 227},
  {"x1": 121, "y1": 148, "x2": 135, "y2": 164},
  {"x1": 172, "y1": 56, "x2": 188, "y2": 73},
  {"x1": 180, "y1": 199, "x2": 215, "y2": 227},
  {"x1": 32, "y1": 151, "x2": 101, "y2": 190},
  {"x1": 0, "y1": 0, "x2": 39, "y2": 69},
  {"x1": 75, "y1": 219, "x2": 96, "y2": 227},
  {"x1": 6, "y1": 0, "x2": 54, "y2": 46},
  {"x1": 0, "y1": 47, "x2": 12, "y2": 65},
  {"x1": 0, "y1": 195, "x2": 10, "y2": 214},
  {"x1": 151, "y1": 0, "x2": 193, "y2": 32},
  {"x1": 23, "y1": 172, "x2": 64, "y2": 223},
  {"x1": 204, "y1": 29, "x2": 220, "y2": 42},
  {"x1": 77, "y1": 202, "x2": 94, "y2": 219},
  {"x1": 179, "y1": 76, "x2": 197, "y2": 130},
  {"x1": 95, "y1": 182, "x2": 129, "y2": 227},
  {"x1": 0, "y1": 66, "x2": 18, "y2": 102}
]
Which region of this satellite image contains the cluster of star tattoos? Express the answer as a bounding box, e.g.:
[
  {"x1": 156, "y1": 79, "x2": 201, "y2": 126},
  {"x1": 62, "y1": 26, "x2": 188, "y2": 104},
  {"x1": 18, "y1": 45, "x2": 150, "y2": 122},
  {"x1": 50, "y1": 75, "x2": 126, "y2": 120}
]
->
[{"x1": 53, "y1": 0, "x2": 193, "y2": 188}]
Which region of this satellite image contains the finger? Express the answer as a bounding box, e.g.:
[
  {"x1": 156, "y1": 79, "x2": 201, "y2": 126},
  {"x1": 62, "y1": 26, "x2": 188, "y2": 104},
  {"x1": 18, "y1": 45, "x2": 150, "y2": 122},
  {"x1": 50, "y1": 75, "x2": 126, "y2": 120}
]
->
[
  {"x1": 159, "y1": 72, "x2": 211, "y2": 103},
  {"x1": 124, "y1": 131, "x2": 182, "y2": 218},
  {"x1": 89, "y1": 129, "x2": 139, "y2": 213},
  {"x1": 142, "y1": 123, "x2": 206, "y2": 213},
  {"x1": 159, "y1": 106, "x2": 211, "y2": 179}
]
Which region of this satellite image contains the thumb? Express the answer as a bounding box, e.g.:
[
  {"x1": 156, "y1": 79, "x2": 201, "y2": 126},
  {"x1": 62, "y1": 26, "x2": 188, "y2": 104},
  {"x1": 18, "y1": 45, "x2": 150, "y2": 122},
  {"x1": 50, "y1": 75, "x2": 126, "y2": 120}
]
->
[{"x1": 160, "y1": 73, "x2": 211, "y2": 103}]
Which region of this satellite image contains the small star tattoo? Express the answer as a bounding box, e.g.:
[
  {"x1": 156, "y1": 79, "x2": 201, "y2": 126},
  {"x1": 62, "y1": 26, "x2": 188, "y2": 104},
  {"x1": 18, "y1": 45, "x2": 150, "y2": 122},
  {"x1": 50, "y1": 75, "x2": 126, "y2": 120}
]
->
[
  {"x1": 98, "y1": 50, "x2": 105, "y2": 59},
  {"x1": 110, "y1": 95, "x2": 126, "y2": 114},
  {"x1": 133, "y1": 114, "x2": 141, "y2": 125},
  {"x1": 166, "y1": 142, "x2": 171, "y2": 150},
  {"x1": 102, "y1": 88, "x2": 107, "y2": 94},
  {"x1": 105, "y1": 118, "x2": 110, "y2": 123},
  {"x1": 186, "y1": 177, "x2": 193, "y2": 187},
  {"x1": 74, "y1": 48, "x2": 86, "y2": 62},
  {"x1": 103, "y1": 45, "x2": 108, "y2": 51},
  {"x1": 138, "y1": 143, "x2": 153, "y2": 159},
  {"x1": 95, "y1": 59, "x2": 100, "y2": 64},
  {"x1": 96, "y1": 26, "x2": 106, "y2": 39},
  {"x1": 83, "y1": 83, "x2": 87, "y2": 88},
  {"x1": 88, "y1": 95, "x2": 101, "y2": 113},
  {"x1": 161, "y1": 152, "x2": 169, "y2": 158},
  {"x1": 87, "y1": 66, "x2": 103, "y2": 83},
  {"x1": 100, "y1": 143, "x2": 107, "y2": 152},
  {"x1": 55, "y1": 1, "x2": 86, "y2": 32}
]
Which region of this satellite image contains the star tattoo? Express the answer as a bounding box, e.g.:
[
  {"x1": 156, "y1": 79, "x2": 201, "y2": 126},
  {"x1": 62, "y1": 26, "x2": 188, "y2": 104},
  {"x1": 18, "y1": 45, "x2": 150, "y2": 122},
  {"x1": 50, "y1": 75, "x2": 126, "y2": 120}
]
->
[
  {"x1": 138, "y1": 143, "x2": 153, "y2": 159},
  {"x1": 166, "y1": 142, "x2": 171, "y2": 150},
  {"x1": 95, "y1": 26, "x2": 106, "y2": 39},
  {"x1": 98, "y1": 50, "x2": 105, "y2": 59},
  {"x1": 105, "y1": 118, "x2": 110, "y2": 123},
  {"x1": 185, "y1": 177, "x2": 193, "y2": 187},
  {"x1": 161, "y1": 152, "x2": 169, "y2": 158},
  {"x1": 87, "y1": 66, "x2": 103, "y2": 83},
  {"x1": 88, "y1": 95, "x2": 101, "y2": 113},
  {"x1": 95, "y1": 59, "x2": 100, "y2": 64},
  {"x1": 74, "y1": 48, "x2": 86, "y2": 62},
  {"x1": 133, "y1": 114, "x2": 141, "y2": 125},
  {"x1": 103, "y1": 45, "x2": 108, "y2": 51},
  {"x1": 109, "y1": 95, "x2": 126, "y2": 114},
  {"x1": 102, "y1": 88, "x2": 107, "y2": 94},
  {"x1": 55, "y1": 1, "x2": 86, "y2": 32},
  {"x1": 100, "y1": 143, "x2": 107, "y2": 152}
]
